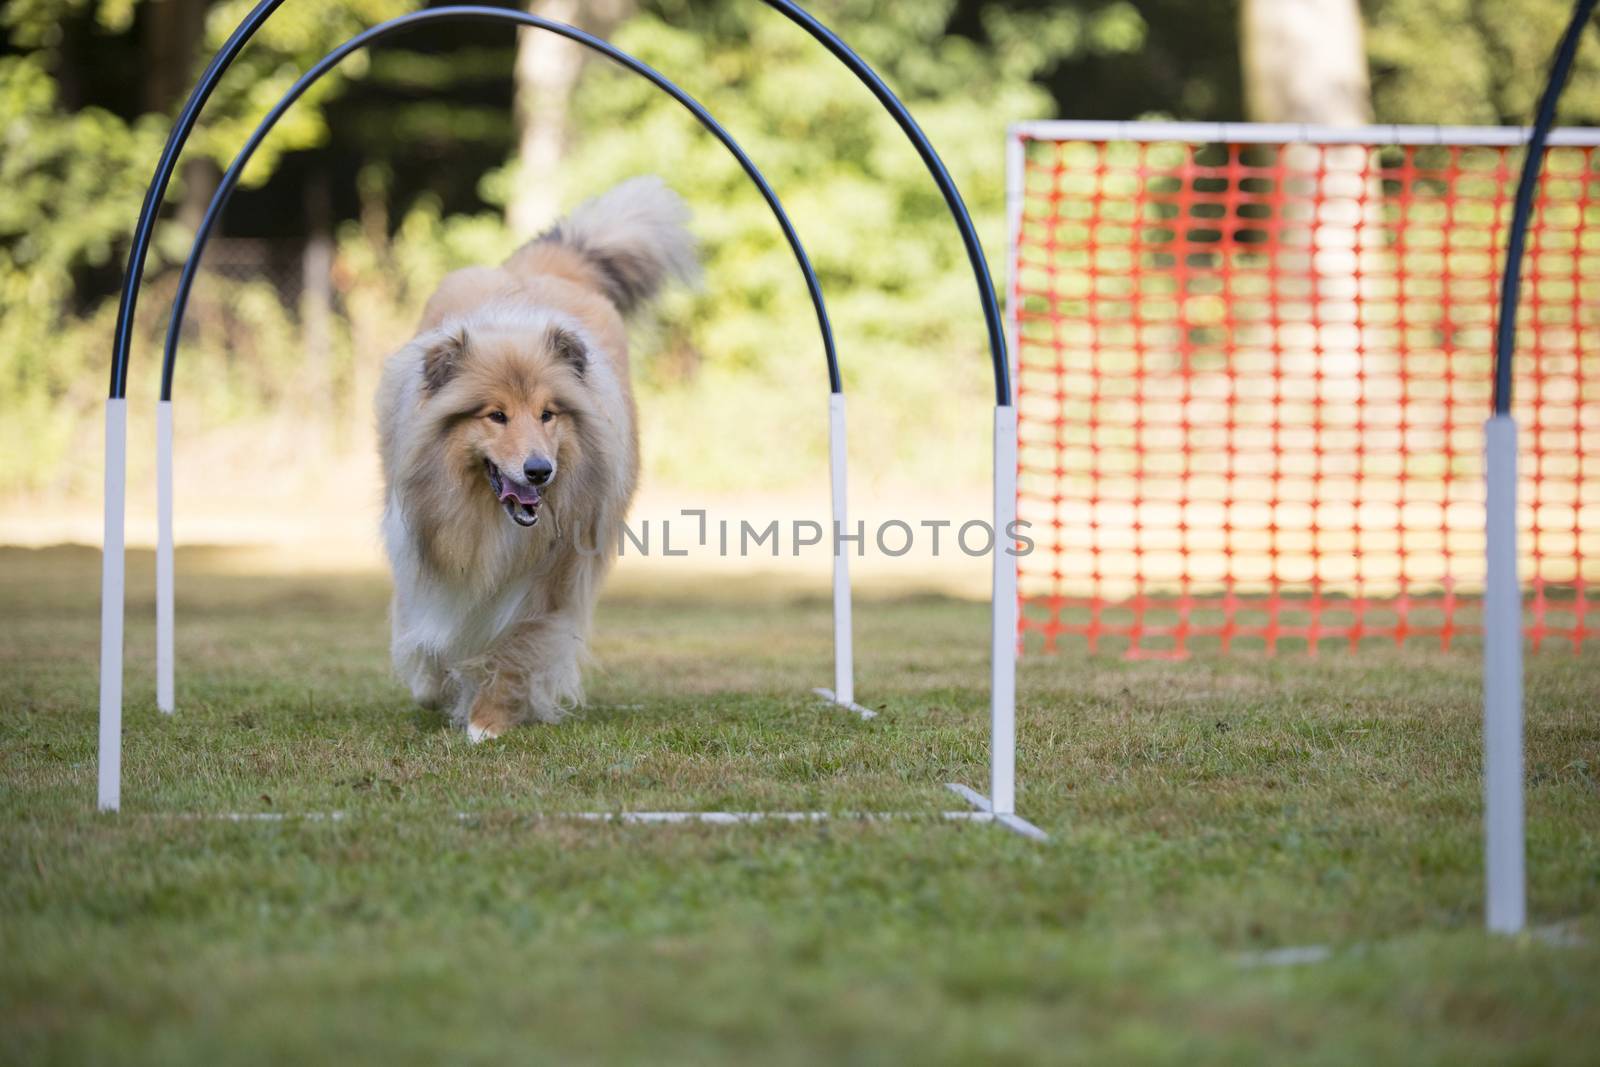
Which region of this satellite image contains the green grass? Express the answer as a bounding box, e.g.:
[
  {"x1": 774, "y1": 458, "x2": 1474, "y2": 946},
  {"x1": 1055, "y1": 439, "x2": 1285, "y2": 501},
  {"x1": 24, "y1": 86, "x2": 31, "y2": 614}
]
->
[{"x1": 2, "y1": 545, "x2": 1598, "y2": 1065}]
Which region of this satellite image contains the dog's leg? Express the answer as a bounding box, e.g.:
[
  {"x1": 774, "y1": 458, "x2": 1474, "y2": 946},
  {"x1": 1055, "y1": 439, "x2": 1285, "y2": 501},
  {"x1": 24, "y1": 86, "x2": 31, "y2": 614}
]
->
[
  {"x1": 403, "y1": 654, "x2": 448, "y2": 711},
  {"x1": 465, "y1": 675, "x2": 517, "y2": 743},
  {"x1": 391, "y1": 598, "x2": 449, "y2": 710},
  {"x1": 519, "y1": 614, "x2": 585, "y2": 723},
  {"x1": 466, "y1": 614, "x2": 586, "y2": 742}
]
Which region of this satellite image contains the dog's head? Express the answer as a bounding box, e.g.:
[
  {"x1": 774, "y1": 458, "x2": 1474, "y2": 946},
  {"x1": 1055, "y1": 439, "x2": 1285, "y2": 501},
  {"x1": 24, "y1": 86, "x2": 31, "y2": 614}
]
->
[{"x1": 415, "y1": 315, "x2": 596, "y2": 529}]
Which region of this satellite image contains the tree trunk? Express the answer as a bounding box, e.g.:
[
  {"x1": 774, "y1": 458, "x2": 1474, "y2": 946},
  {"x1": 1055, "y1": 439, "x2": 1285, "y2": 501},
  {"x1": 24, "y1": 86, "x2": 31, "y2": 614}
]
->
[
  {"x1": 1241, "y1": 0, "x2": 1371, "y2": 127},
  {"x1": 301, "y1": 169, "x2": 335, "y2": 425},
  {"x1": 144, "y1": 0, "x2": 216, "y2": 231},
  {"x1": 1239, "y1": 0, "x2": 1386, "y2": 408},
  {"x1": 1237, "y1": 0, "x2": 1411, "y2": 602},
  {"x1": 508, "y1": 0, "x2": 633, "y2": 238}
]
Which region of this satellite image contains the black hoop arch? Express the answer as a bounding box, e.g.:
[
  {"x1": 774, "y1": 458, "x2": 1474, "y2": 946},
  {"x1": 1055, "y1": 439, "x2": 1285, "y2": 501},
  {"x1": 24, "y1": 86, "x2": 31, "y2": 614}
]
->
[
  {"x1": 1480, "y1": 0, "x2": 1597, "y2": 935},
  {"x1": 160, "y1": 6, "x2": 840, "y2": 399},
  {"x1": 1494, "y1": 0, "x2": 1598, "y2": 414},
  {"x1": 98, "y1": 0, "x2": 1036, "y2": 832},
  {"x1": 109, "y1": 0, "x2": 1014, "y2": 406}
]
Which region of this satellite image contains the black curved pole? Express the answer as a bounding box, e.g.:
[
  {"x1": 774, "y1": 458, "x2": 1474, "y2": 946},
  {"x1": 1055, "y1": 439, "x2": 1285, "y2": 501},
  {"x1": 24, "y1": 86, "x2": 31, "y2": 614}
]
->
[
  {"x1": 109, "y1": 0, "x2": 289, "y2": 399},
  {"x1": 1495, "y1": 0, "x2": 1598, "y2": 415},
  {"x1": 160, "y1": 6, "x2": 839, "y2": 398},
  {"x1": 117, "y1": 0, "x2": 1007, "y2": 405},
  {"x1": 758, "y1": 0, "x2": 1011, "y2": 406}
]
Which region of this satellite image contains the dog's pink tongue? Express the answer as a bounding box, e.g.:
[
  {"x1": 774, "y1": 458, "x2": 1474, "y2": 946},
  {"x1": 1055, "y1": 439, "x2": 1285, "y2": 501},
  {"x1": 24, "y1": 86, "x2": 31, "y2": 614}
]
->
[{"x1": 499, "y1": 483, "x2": 540, "y2": 507}]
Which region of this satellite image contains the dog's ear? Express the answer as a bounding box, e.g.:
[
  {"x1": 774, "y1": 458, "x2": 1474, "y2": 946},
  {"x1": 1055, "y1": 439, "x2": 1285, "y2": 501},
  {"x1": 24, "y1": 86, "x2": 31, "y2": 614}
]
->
[
  {"x1": 548, "y1": 325, "x2": 587, "y2": 379},
  {"x1": 420, "y1": 327, "x2": 468, "y2": 392}
]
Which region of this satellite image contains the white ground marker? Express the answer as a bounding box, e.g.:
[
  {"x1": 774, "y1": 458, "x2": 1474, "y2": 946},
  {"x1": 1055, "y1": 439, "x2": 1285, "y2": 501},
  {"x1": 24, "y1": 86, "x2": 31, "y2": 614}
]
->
[
  {"x1": 811, "y1": 687, "x2": 877, "y2": 720},
  {"x1": 181, "y1": 809, "x2": 1011, "y2": 829}
]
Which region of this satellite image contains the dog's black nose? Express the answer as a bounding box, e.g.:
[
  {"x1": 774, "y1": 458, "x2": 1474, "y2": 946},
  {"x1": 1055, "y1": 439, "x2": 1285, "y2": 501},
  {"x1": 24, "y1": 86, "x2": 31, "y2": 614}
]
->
[{"x1": 523, "y1": 455, "x2": 554, "y2": 486}]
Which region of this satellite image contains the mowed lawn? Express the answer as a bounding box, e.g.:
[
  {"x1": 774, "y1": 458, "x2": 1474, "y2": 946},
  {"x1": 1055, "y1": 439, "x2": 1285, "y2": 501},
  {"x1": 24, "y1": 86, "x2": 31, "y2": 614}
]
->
[{"x1": 2, "y1": 545, "x2": 1598, "y2": 1065}]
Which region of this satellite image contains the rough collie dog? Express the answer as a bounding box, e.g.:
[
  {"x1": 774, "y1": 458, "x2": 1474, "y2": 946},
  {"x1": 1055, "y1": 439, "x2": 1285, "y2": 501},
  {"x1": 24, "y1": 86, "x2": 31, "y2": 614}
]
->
[{"x1": 376, "y1": 177, "x2": 695, "y2": 741}]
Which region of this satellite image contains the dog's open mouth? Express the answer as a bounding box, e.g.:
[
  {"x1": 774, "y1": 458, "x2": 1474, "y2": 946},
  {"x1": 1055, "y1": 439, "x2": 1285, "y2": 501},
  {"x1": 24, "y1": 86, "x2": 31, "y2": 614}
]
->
[{"x1": 486, "y1": 460, "x2": 541, "y2": 527}]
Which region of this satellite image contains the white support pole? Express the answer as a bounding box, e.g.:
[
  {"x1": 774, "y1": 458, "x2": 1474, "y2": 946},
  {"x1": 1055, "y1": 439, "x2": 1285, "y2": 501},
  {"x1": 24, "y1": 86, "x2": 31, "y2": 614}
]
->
[
  {"x1": 98, "y1": 398, "x2": 127, "y2": 812},
  {"x1": 989, "y1": 129, "x2": 1025, "y2": 820},
  {"x1": 991, "y1": 404, "x2": 1019, "y2": 816},
  {"x1": 1008, "y1": 119, "x2": 1600, "y2": 149},
  {"x1": 162, "y1": 808, "x2": 1023, "y2": 830},
  {"x1": 1005, "y1": 132, "x2": 1026, "y2": 308},
  {"x1": 156, "y1": 399, "x2": 175, "y2": 713},
  {"x1": 829, "y1": 392, "x2": 853, "y2": 706},
  {"x1": 1483, "y1": 414, "x2": 1526, "y2": 933}
]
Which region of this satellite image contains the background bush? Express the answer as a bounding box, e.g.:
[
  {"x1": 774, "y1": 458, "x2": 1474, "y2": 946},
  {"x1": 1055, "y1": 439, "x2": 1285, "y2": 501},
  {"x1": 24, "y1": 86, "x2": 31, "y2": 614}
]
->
[{"x1": 3, "y1": 0, "x2": 1597, "y2": 501}]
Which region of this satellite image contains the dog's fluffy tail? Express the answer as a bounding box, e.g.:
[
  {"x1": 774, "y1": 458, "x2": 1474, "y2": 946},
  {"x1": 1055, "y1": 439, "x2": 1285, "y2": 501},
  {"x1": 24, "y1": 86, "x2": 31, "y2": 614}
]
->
[{"x1": 521, "y1": 176, "x2": 698, "y2": 316}]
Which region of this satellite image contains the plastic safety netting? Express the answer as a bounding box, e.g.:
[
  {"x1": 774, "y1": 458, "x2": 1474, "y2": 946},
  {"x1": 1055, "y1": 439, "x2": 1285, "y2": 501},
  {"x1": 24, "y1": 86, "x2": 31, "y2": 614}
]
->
[{"x1": 1012, "y1": 130, "x2": 1598, "y2": 656}]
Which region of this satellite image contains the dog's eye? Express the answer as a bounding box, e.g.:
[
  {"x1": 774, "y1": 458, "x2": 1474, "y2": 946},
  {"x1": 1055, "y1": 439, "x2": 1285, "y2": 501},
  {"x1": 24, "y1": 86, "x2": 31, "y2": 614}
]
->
[
  {"x1": 486, "y1": 411, "x2": 508, "y2": 425},
  {"x1": 540, "y1": 410, "x2": 555, "y2": 424}
]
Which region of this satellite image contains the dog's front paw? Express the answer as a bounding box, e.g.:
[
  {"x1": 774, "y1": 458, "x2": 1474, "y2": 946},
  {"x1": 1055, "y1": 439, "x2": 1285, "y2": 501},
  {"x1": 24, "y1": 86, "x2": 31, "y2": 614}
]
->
[
  {"x1": 467, "y1": 695, "x2": 515, "y2": 743},
  {"x1": 466, "y1": 721, "x2": 502, "y2": 744}
]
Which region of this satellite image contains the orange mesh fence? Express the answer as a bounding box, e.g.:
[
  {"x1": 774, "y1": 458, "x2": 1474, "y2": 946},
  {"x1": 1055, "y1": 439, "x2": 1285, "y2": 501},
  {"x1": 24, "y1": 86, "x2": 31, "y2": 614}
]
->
[{"x1": 1011, "y1": 129, "x2": 1600, "y2": 657}]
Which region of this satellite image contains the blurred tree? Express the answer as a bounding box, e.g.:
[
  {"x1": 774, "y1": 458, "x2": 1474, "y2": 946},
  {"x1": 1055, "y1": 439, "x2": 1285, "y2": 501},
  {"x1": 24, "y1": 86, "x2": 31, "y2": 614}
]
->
[
  {"x1": 509, "y1": 0, "x2": 635, "y2": 238},
  {"x1": 142, "y1": 0, "x2": 217, "y2": 228},
  {"x1": 4, "y1": 0, "x2": 1600, "y2": 497},
  {"x1": 997, "y1": 0, "x2": 1246, "y2": 121},
  {"x1": 1365, "y1": 0, "x2": 1600, "y2": 126},
  {"x1": 522, "y1": 0, "x2": 1113, "y2": 486},
  {"x1": 1239, "y1": 0, "x2": 1381, "y2": 404},
  {"x1": 1241, "y1": 0, "x2": 1371, "y2": 124}
]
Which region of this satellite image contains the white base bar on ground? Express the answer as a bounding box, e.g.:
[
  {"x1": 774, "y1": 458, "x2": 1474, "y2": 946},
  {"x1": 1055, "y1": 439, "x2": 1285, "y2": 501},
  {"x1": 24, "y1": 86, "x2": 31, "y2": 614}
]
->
[
  {"x1": 991, "y1": 405, "x2": 1018, "y2": 816},
  {"x1": 1010, "y1": 119, "x2": 1600, "y2": 148},
  {"x1": 946, "y1": 783, "x2": 1047, "y2": 842},
  {"x1": 1483, "y1": 415, "x2": 1526, "y2": 934},
  {"x1": 171, "y1": 809, "x2": 1014, "y2": 829},
  {"x1": 945, "y1": 781, "x2": 991, "y2": 812},
  {"x1": 98, "y1": 398, "x2": 127, "y2": 812},
  {"x1": 1233, "y1": 945, "x2": 1334, "y2": 969},
  {"x1": 811, "y1": 687, "x2": 876, "y2": 720},
  {"x1": 156, "y1": 399, "x2": 175, "y2": 714},
  {"x1": 829, "y1": 392, "x2": 853, "y2": 705}
]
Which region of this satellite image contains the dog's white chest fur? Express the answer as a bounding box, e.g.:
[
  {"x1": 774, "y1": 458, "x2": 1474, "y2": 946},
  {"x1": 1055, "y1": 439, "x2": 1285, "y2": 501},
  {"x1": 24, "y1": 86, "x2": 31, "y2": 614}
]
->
[{"x1": 382, "y1": 498, "x2": 535, "y2": 663}]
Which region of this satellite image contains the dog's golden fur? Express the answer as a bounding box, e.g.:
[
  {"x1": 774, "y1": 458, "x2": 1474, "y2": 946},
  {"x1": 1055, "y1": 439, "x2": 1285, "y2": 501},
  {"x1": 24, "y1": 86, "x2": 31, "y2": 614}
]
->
[{"x1": 376, "y1": 177, "x2": 695, "y2": 740}]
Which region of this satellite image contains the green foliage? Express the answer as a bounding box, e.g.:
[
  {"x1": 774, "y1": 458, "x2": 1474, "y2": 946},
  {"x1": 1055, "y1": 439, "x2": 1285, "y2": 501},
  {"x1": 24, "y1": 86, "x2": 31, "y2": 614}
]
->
[
  {"x1": 181, "y1": 0, "x2": 416, "y2": 184},
  {"x1": 0, "y1": 0, "x2": 424, "y2": 496},
  {"x1": 534, "y1": 0, "x2": 1084, "y2": 488},
  {"x1": 0, "y1": 52, "x2": 168, "y2": 491},
  {"x1": 5, "y1": 0, "x2": 1600, "y2": 498},
  {"x1": 0, "y1": 54, "x2": 164, "y2": 286},
  {"x1": 1, "y1": 0, "x2": 1111, "y2": 495},
  {"x1": 1365, "y1": 0, "x2": 1600, "y2": 126}
]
